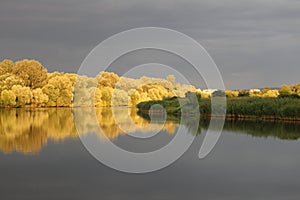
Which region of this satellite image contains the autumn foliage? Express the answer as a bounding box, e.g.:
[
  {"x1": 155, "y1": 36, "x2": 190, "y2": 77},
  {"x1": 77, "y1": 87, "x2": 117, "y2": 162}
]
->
[{"x1": 0, "y1": 59, "x2": 196, "y2": 107}]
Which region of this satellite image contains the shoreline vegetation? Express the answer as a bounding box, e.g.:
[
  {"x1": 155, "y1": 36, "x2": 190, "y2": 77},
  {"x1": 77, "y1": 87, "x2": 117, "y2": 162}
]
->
[
  {"x1": 1, "y1": 58, "x2": 300, "y2": 122},
  {"x1": 137, "y1": 95, "x2": 300, "y2": 123}
]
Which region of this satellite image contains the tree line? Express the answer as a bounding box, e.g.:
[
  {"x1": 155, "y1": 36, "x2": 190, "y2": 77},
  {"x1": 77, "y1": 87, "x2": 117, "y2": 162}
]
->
[
  {"x1": 0, "y1": 59, "x2": 196, "y2": 107},
  {"x1": 1, "y1": 59, "x2": 299, "y2": 108},
  {"x1": 223, "y1": 84, "x2": 300, "y2": 98}
]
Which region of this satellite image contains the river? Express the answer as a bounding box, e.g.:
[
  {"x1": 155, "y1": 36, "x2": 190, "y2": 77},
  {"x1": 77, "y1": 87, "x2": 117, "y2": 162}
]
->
[{"x1": 1, "y1": 108, "x2": 300, "y2": 199}]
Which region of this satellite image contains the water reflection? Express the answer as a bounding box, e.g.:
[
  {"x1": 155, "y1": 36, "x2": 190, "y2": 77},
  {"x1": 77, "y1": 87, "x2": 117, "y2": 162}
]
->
[
  {"x1": 138, "y1": 112, "x2": 300, "y2": 140},
  {"x1": 73, "y1": 107, "x2": 177, "y2": 140},
  {"x1": 1, "y1": 107, "x2": 300, "y2": 154},
  {"x1": 223, "y1": 120, "x2": 300, "y2": 140},
  {"x1": 0, "y1": 108, "x2": 77, "y2": 154},
  {"x1": 0, "y1": 108, "x2": 177, "y2": 154}
]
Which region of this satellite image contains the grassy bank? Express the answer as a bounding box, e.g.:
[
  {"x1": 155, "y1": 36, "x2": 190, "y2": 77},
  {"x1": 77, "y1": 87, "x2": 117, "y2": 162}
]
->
[{"x1": 137, "y1": 95, "x2": 300, "y2": 121}]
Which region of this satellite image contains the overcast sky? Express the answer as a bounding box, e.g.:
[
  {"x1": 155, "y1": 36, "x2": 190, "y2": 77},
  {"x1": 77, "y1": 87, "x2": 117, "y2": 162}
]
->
[{"x1": 1, "y1": 0, "x2": 300, "y2": 89}]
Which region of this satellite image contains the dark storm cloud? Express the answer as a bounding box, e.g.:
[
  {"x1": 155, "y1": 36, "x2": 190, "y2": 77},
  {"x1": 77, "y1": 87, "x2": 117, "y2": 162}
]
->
[{"x1": 1, "y1": 0, "x2": 300, "y2": 89}]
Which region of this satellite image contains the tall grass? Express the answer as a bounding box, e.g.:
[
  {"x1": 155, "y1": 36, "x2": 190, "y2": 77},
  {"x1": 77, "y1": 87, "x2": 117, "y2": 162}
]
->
[
  {"x1": 226, "y1": 97, "x2": 300, "y2": 118},
  {"x1": 137, "y1": 96, "x2": 300, "y2": 119}
]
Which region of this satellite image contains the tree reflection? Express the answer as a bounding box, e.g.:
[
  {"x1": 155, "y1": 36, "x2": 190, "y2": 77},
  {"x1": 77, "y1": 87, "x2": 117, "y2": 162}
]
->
[
  {"x1": 0, "y1": 108, "x2": 77, "y2": 154},
  {"x1": 1, "y1": 108, "x2": 300, "y2": 155},
  {"x1": 73, "y1": 107, "x2": 178, "y2": 140},
  {"x1": 0, "y1": 107, "x2": 178, "y2": 154}
]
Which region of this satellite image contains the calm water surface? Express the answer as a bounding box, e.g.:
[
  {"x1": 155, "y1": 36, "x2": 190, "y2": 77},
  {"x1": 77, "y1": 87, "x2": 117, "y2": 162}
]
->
[{"x1": 1, "y1": 108, "x2": 300, "y2": 200}]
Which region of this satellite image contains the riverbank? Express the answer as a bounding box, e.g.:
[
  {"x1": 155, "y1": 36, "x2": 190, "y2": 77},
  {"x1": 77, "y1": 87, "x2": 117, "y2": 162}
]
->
[{"x1": 137, "y1": 96, "x2": 300, "y2": 122}]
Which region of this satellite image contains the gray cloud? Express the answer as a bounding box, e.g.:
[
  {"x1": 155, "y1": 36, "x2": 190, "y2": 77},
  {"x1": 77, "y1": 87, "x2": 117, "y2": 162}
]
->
[{"x1": 1, "y1": 0, "x2": 300, "y2": 89}]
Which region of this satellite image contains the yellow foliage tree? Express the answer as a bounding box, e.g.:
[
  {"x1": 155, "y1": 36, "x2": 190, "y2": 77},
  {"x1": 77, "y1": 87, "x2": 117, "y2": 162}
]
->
[
  {"x1": 1, "y1": 90, "x2": 16, "y2": 106},
  {"x1": 0, "y1": 74, "x2": 24, "y2": 95},
  {"x1": 42, "y1": 84, "x2": 59, "y2": 106},
  {"x1": 97, "y1": 72, "x2": 120, "y2": 88},
  {"x1": 32, "y1": 88, "x2": 49, "y2": 107},
  {"x1": 263, "y1": 90, "x2": 279, "y2": 97},
  {"x1": 13, "y1": 59, "x2": 48, "y2": 88},
  {"x1": 0, "y1": 59, "x2": 14, "y2": 75},
  {"x1": 279, "y1": 84, "x2": 292, "y2": 96},
  {"x1": 43, "y1": 75, "x2": 73, "y2": 107},
  {"x1": 100, "y1": 87, "x2": 113, "y2": 106},
  {"x1": 129, "y1": 84, "x2": 175, "y2": 106},
  {"x1": 225, "y1": 90, "x2": 239, "y2": 98},
  {"x1": 167, "y1": 74, "x2": 175, "y2": 89},
  {"x1": 112, "y1": 89, "x2": 129, "y2": 106},
  {"x1": 11, "y1": 85, "x2": 32, "y2": 106}
]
